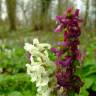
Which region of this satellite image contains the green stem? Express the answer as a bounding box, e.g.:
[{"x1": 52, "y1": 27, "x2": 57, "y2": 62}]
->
[{"x1": 67, "y1": 90, "x2": 75, "y2": 96}]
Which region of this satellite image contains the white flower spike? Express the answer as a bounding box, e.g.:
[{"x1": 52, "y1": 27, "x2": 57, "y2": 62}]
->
[{"x1": 24, "y1": 38, "x2": 55, "y2": 96}]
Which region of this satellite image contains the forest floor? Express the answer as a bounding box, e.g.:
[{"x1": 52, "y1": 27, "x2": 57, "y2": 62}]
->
[
  {"x1": 0, "y1": 28, "x2": 57, "y2": 96},
  {"x1": 0, "y1": 28, "x2": 96, "y2": 96}
]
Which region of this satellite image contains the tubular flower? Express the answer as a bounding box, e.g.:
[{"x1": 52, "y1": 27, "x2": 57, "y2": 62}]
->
[
  {"x1": 24, "y1": 38, "x2": 55, "y2": 96},
  {"x1": 52, "y1": 7, "x2": 83, "y2": 94}
]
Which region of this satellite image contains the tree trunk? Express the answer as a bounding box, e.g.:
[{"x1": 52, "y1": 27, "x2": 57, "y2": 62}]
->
[
  {"x1": 58, "y1": 0, "x2": 68, "y2": 15},
  {"x1": 40, "y1": 0, "x2": 52, "y2": 30},
  {"x1": 31, "y1": 0, "x2": 52, "y2": 31},
  {"x1": 58, "y1": 0, "x2": 63, "y2": 15},
  {"x1": 6, "y1": 0, "x2": 16, "y2": 31},
  {"x1": 91, "y1": 0, "x2": 96, "y2": 29},
  {"x1": 0, "y1": 0, "x2": 2, "y2": 21},
  {"x1": 31, "y1": 0, "x2": 41, "y2": 30},
  {"x1": 84, "y1": 0, "x2": 90, "y2": 26},
  {"x1": 65, "y1": 0, "x2": 69, "y2": 9}
]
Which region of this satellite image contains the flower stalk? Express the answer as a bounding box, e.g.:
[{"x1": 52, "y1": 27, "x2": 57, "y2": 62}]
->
[
  {"x1": 24, "y1": 39, "x2": 56, "y2": 96},
  {"x1": 52, "y1": 7, "x2": 83, "y2": 95}
]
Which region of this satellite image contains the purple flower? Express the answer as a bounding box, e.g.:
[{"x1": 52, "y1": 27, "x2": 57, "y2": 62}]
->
[
  {"x1": 51, "y1": 47, "x2": 58, "y2": 54},
  {"x1": 53, "y1": 7, "x2": 83, "y2": 94},
  {"x1": 74, "y1": 9, "x2": 79, "y2": 17},
  {"x1": 55, "y1": 24, "x2": 64, "y2": 32},
  {"x1": 56, "y1": 16, "x2": 63, "y2": 23},
  {"x1": 58, "y1": 57, "x2": 72, "y2": 67},
  {"x1": 67, "y1": 7, "x2": 73, "y2": 13},
  {"x1": 57, "y1": 41, "x2": 69, "y2": 47}
]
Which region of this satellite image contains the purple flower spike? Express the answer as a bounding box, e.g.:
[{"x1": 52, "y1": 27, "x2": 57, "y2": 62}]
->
[
  {"x1": 64, "y1": 57, "x2": 72, "y2": 67},
  {"x1": 56, "y1": 16, "x2": 62, "y2": 23},
  {"x1": 67, "y1": 7, "x2": 73, "y2": 13},
  {"x1": 51, "y1": 47, "x2": 58, "y2": 54},
  {"x1": 53, "y1": 7, "x2": 83, "y2": 94},
  {"x1": 57, "y1": 41, "x2": 69, "y2": 47},
  {"x1": 55, "y1": 24, "x2": 63, "y2": 32},
  {"x1": 74, "y1": 9, "x2": 80, "y2": 17}
]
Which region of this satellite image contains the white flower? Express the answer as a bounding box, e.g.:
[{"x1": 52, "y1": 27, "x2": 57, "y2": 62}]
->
[
  {"x1": 24, "y1": 43, "x2": 38, "y2": 53},
  {"x1": 30, "y1": 56, "x2": 42, "y2": 64},
  {"x1": 36, "y1": 57, "x2": 42, "y2": 62},
  {"x1": 37, "y1": 86, "x2": 51, "y2": 96},
  {"x1": 36, "y1": 76, "x2": 49, "y2": 87},
  {"x1": 24, "y1": 38, "x2": 55, "y2": 96},
  {"x1": 33, "y1": 38, "x2": 39, "y2": 45},
  {"x1": 30, "y1": 72, "x2": 39, "y2": 82},
  {"x1": 37, "y1": 43, "x2": 51, "y2": 51},
  {"x1": 26, "y1": 64, "x2": 32, "y2": 75}
]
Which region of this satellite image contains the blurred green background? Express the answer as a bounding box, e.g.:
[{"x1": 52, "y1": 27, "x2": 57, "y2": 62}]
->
[{"x1": 0, "y1": 0, "x2": 96, "y2": 96}]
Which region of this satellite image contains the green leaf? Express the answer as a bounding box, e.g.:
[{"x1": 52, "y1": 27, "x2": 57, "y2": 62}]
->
[
  {"x1": 8, "y1": 91, "x2": 23, "y2": 96},
  {"x1": 92, "y1": 83, "x2": 96, "y2": 91},
  {"x1": 68, "y1": 90, "x2": 75, "y2": 96},
  {"x1": 83, "y1": 78, "x2": 93, "y2": 89},
  {"x1": 47, "y1": 49, "x2": 56, "y2": 61},
  {"x1": 73, "y1": 59, "x2": 80, "y2": 67}
]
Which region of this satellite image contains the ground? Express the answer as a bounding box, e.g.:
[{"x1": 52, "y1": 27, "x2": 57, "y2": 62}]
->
[{"x1": 0, "y1": 27, "x2": 96, "y2": 96}]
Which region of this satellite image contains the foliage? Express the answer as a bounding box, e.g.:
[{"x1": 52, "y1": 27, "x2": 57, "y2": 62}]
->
[
  {"x1": 0, "y1": 31, "x2": 56, "y2": 96},
  {"x1": 76, "y1": 46, "x2": 96, "y2": 96},
  {"x1": 0, "y1": 40, "x2": 37, "y2": 96},
  {"x1": 0, "y1": 29, "x2": 96, "y2": 96},
  {"x1": 0, "y1": 74, "x2": 36, "y2": 96},
  {"x1": 0, "y1": 44, "x2": 27, "y2": 74}
]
